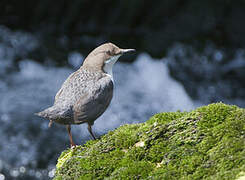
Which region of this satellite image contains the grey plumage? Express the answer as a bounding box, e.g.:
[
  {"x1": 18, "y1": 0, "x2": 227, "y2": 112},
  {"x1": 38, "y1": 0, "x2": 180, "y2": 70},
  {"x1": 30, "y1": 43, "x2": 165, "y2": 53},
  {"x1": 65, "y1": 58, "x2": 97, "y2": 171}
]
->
[
  {"x1": 37, "y1": 69, "x2": 113, "y2": 125},
  {"x1": 36, "y1": 42, "x2": 135, "y2": 147}
]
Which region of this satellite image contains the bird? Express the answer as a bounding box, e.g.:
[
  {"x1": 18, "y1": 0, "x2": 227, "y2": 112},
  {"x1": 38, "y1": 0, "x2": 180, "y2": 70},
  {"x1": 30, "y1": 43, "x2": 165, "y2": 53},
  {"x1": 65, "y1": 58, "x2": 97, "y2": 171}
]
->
[{"x1": 35, "y1": 42, "x2": 135, "y2": 147}]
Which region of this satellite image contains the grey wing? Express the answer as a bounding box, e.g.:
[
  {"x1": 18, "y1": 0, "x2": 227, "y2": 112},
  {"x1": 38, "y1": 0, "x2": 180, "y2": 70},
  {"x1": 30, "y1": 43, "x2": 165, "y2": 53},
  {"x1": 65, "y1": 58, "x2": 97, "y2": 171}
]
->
[
  {"x1": 73, "y1": 77, "x2": 113, "y2": 125},
  {"x1": 52, "y1": 69, "x2": 102, "y2": 122},
  {"x1": 54, "y1": 69, "x2": 101, "y2": 106}
]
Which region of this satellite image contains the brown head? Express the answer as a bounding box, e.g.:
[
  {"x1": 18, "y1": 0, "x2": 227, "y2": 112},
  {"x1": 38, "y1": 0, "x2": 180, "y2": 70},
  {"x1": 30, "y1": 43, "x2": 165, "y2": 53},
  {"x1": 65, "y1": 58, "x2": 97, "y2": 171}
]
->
[{"x1": 82, "y1": 43, "x2": 135, "y2": 76}]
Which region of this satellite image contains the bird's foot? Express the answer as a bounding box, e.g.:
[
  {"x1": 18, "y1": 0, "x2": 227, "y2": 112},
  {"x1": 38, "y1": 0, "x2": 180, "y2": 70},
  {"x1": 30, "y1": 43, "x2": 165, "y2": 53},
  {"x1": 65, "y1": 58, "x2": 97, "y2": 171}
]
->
[{"x1": 71, "y1": 143, "x2": 77, "y2": 149}]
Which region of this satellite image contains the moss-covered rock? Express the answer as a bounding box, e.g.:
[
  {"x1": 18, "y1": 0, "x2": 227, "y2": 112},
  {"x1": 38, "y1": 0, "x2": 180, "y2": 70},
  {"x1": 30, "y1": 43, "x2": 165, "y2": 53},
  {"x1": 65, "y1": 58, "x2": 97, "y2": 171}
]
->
[{"x1": 54, "y1": 103, "x2": 245, "y2": 180}]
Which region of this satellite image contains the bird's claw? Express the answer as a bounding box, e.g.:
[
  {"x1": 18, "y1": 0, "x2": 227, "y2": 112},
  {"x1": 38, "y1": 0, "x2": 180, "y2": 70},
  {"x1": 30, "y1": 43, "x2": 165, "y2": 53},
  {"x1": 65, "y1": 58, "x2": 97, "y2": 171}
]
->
[{"x1": 71, "y1": 144, "x2": 77, "y2": 149}]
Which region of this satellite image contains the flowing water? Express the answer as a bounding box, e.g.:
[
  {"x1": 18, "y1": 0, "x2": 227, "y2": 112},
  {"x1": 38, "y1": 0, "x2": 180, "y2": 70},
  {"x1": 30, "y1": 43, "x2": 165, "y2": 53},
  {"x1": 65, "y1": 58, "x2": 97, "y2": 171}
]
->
[{"x1": 0, "y1": 26, "x2": 243, "y2": 179}]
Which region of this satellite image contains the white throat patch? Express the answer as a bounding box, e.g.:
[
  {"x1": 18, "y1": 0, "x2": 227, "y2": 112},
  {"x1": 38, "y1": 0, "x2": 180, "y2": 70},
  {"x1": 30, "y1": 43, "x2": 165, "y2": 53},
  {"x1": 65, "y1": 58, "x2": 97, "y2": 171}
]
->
[{"x1": 103, "y1": 55, "x2": 120, "y2": 81}]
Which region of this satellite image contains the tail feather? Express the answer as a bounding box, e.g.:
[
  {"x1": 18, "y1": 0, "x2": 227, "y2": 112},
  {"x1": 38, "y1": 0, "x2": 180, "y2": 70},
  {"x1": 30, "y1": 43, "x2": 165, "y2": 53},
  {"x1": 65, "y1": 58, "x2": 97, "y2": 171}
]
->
[
  {"x1": 35, "y1": 110, "x2": 49, "y2": 119},
  {"x1": 35, "y1": 105, "x2": 72, "y2": 126},
  {"x1": 35, "y1": 107, "x2": 56, "y2": 128},
  {"x1": 35, "y1": 106, "x2": 56, "y2": 119}
]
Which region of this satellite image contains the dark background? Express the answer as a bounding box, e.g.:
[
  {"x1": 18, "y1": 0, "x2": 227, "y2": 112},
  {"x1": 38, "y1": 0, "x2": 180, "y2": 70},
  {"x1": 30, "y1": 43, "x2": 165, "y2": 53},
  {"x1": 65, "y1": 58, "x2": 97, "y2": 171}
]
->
[
  {"x1": 0, "y1": 0, "x2": 244, "y2": 179},
  {"x1": 0, "y1": 0, "x2": 245, "y2": 102},
  {"x1": 2, "y1": 0, "x2": 245, "y2": 58}
]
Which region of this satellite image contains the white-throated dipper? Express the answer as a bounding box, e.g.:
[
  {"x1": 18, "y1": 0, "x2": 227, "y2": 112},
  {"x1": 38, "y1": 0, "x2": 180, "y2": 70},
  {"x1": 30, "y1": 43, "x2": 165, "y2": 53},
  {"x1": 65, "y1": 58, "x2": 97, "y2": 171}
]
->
[{"x1": 36, "y1": 42, "x2": 135, "y2": 147}]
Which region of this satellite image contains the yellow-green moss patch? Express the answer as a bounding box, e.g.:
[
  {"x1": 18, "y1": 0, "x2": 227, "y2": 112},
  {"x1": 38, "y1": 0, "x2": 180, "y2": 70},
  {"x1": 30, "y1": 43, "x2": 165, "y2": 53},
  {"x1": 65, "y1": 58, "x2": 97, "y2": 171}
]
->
[{"x1": 54, "y1": 103, "x2": 245, "y2": 180}]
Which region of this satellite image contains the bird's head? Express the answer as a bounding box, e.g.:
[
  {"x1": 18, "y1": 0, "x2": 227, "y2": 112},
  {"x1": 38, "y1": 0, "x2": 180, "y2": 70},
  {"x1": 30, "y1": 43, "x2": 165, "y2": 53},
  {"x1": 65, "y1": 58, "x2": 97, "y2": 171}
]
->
[{"x1": 82, "y1": 43, "x2": 135, "y2": 76}]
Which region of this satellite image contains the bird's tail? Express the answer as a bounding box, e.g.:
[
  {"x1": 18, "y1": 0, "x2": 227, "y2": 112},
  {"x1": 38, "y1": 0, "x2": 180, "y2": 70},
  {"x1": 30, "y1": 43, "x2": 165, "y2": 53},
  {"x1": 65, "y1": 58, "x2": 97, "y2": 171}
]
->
[
  {"x1": 35, "y1": 107, "x2": 55, "y2": 127},
  {"x1": 35, "y1": 110, "x2": 49, "y2": 119}
]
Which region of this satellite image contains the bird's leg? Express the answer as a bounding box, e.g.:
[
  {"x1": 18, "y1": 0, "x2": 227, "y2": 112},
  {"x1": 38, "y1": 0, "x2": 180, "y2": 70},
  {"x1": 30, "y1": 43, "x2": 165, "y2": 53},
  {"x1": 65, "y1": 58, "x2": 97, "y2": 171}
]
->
[
  {"x1": 87, "y1": 124, "x2": 96, "y2": 140},
  {"x1": 48, "y1": 120, "x2": 53, "y2": 128},
  {"x1": 66, "y1": 125, "x2": 76, "y2": 147}
]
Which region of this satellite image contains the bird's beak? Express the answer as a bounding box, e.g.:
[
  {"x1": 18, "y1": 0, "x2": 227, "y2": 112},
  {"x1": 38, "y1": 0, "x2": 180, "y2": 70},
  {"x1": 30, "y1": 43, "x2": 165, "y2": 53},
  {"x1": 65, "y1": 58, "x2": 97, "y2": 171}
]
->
[{"x1": 120, "y1": 48, "x2": 136, "y2": 54}]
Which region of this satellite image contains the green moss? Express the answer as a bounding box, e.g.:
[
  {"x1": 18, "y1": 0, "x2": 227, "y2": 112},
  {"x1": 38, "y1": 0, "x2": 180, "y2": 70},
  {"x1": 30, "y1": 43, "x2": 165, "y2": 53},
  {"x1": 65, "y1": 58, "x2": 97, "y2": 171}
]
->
[{"x1": 54, "y1": 103, "x2": 245, "y2": 180}]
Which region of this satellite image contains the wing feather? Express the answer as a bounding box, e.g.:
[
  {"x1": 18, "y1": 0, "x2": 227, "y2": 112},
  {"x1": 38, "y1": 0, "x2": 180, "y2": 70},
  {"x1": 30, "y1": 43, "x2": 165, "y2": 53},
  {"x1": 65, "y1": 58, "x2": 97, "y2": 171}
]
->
[{"x1": 53, "y1": 67, "x2": 113, "y2": 125}]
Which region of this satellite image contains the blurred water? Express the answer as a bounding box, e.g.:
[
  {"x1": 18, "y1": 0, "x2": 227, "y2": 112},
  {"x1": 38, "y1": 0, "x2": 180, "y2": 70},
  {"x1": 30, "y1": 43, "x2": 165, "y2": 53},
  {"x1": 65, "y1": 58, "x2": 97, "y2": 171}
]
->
[
  {"x1": 1, "y1": 26, "x2": 244, "y2": 179},
  {"x1": 0, "y1": 56, "x2": 195, "y2": 180},
  {"x1": 167, "y1": 43, "x2": 245, "y2": 107},
  {"x1": 0, "y1": 27, "x2": 196, "y2": 179}
]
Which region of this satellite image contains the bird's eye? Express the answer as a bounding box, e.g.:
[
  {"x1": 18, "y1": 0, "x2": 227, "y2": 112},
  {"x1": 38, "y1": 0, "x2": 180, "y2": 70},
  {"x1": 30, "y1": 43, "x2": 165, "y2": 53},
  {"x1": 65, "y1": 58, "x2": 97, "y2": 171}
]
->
[{"x1": 106, "y1": 51, "x2": 111, "y2": 55}]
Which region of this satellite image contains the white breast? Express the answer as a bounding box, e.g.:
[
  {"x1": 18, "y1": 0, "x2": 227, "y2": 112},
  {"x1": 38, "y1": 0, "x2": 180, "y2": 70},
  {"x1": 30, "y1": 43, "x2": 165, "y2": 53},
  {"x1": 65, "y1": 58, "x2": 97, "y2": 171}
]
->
[{"x1": 103, "y1": 55, "x2": 120, "y2": 81}]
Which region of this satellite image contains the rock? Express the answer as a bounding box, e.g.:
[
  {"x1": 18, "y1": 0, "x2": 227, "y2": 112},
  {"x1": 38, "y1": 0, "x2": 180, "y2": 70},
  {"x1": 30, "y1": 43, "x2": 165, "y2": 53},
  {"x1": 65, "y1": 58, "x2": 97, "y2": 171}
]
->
[{"x1": 54, "y1": 103, "x2": 245, "y2": 179}]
